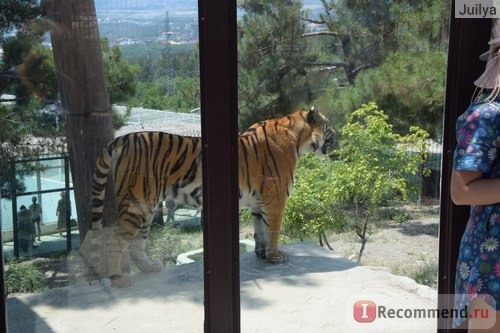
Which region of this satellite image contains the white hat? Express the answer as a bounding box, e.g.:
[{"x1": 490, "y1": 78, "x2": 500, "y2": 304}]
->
[
  {"x1": 478, "y1": 20, "x2": 500, "y2": 61},
  {"x1": 475, "y1": 20, "x2": 500, "y2": 89}
]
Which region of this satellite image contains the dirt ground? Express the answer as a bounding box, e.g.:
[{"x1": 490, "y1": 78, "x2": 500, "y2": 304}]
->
[{"x1": 324, "y1": 204, "x2": 440, "y2": 288}]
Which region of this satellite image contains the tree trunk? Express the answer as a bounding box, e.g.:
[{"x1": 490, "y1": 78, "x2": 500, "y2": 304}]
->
[
  {"x1": 320, "y1": 231, "x2": 334, "y2": 251},
  {"x1": 356, "y1": 218, "x2": 369, "y2": 263},
  {"x1": 42, "y1": 0, "x2": 115, "y2": 240}
]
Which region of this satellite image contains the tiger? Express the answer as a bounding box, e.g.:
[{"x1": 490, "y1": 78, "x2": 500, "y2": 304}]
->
[{"x1": 81, "y1": 106, "x2": 335, "y2": 287}]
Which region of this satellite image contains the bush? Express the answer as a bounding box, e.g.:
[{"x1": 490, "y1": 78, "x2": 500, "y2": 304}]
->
[
  {"x1": 283, "y1": 103, "x2": 429, "y2": 262},
  {"x1": 5, "y1": 259, "x2": 48, "y2": 295},
  {"x1": 412, "y1": 261, "x2": 438, "y2": 288},
  {"x1": 283, "y1": 154, "x2": 345, "y2": 240},
  {"x1": 394, "y1": 260, "x2": 438, "y2": 288}
]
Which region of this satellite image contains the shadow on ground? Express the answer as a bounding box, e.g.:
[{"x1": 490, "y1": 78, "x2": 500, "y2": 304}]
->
[
  {"x1": 389, "y1": 220, "x2": 439, "y2": 237},
  {"x1": 6, "y1": 243, "x2": 435, "y2": 333}
]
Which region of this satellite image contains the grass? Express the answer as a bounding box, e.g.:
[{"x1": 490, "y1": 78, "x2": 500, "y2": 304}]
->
[
  {"x1": 148, "y1": 225, "x2": 204, "y2": 266},
  {"x1": 147, "y1": 213, "x2": 255, "y2": 266},
  {"x1": 410, "y1": 261, "x2": 439, "y2": 288},
  {"x1": 392, "y1": 260, "x2": 438, "y2": 289}
]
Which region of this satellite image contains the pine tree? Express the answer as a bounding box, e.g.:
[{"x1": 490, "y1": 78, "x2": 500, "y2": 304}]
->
[{"x1": 238, "y1": 0, "x2": 315, "y2": 130}]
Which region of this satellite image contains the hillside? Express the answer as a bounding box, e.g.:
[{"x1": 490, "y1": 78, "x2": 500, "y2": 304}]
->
[{"x1": 94, "y1": 0, "x2": 198, "y2": 11}]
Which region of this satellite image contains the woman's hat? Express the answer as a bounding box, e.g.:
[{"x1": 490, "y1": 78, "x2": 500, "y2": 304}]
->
[
  {"x1": 474, "y1": 20, "x2": 500, "y2": 89},
  {"x1": 479, "y1": 20, "x2": 500, "y2": 61}
]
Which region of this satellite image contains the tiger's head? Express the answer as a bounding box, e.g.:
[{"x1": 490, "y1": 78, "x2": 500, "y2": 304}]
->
[{"x1": 305, "y1": 105, "x2": 336, "y2": 156}]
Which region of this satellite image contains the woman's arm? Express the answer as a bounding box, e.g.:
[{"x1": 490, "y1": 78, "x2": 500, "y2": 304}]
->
[{"x1": 451, "y1": 169, "x2": 500, "y2": 205}]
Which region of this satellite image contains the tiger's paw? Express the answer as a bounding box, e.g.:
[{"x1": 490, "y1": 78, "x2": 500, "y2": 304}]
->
[
  {"x1": 110, "y1": 273, "x2": 132, "y2": 288},
  {"x1": 255, "y1": 247, "x2": 266, "y2": 259},
  {"x1": 140, "y1": 259, "x2": 163, "y2": 273},
  {"x1": 265, "y1": 250, "x2": 289, "y2": 263}
]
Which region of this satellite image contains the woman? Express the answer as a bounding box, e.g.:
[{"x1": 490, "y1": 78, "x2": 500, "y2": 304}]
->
[
  {"x1": 56, "y1": 191, "x2": 70, "y2": 235},
  {"x1": 451, "y1": 21, "x2": 500, "y2": 332}
]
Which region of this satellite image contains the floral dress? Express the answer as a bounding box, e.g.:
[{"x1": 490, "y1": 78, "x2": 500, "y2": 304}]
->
[{"x1": 453, "y1": 99, "x2": 500, "y2": 327}]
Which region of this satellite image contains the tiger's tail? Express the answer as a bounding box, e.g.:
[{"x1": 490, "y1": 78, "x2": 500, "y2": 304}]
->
[
  {"x1": 90, "y1": 140, "x2": 120, "y2": 231},
  {"x1": 82, "y1": 139, "x2": 121, "y2": 280}
]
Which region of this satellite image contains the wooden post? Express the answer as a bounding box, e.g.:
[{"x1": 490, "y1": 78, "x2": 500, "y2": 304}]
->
[
  {"x1": 198, "y1": 0, "x2": 240, "y2": 331},
  {"x1": 438, "y1": 3, "x2": 491, "y2": 331}
]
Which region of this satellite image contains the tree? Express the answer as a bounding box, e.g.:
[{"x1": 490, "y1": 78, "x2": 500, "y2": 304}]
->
[
  {"x1": 282, "y1": 154, "x2": 344, "y2": 249},
  {"x1": 0, "y1": 2, "x2": 139, "y2": 204},
  {"x1": 301, "y1": 0, "x2": 397, "y2": 86},
  {"x1": 100, "y1": 38, "x2": 139, "y2": 104},
  {"x1": 0, "y1": 0, "x2": 59, "y2": 198},
  {"x1": 1, "y1": 35, "x2": 58, "y2": 105},
  {"x1": 129, "y1": 76, "x2": 199, "y2": 112},
  {"x1": 236, "y1": 0, "x2": 449, "y2": 137},
  {"x1": 44, "y1": 0, "x2": 115, "y2": 239},
  {"x1": 319, "y1": 51, "x2": 447, "y2": 139},
  {"x1": 391, "y1": 0, "x2": 449, "y2": 51},
  {"x1": 283, "y1": 102, "x2": 429, "y2": 262},
  {"x1": 302, "y1": 0, "x2": 449, "y2": 85},
  {"x1": 126, "y1": 44, "x2": 200, "y2": 112},
  {"x1": 331, "y1": 102, "x2": 429, "y2": 262},
  {"x1": 1, "y1": 0, "x2": 57, "y2": 107},
  {"x1": 237, "y1": 0, "x2": 322, "y2": 130},
  {"x1": 0, "y1": 0, "x2": 40, "y2": 36},
  {"x1": 0, "y1": 105, "x2": 44, "y2": 198}
]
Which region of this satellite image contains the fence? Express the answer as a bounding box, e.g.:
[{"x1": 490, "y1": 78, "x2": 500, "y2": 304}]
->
[{"x1": 2, "y1": 155, "x2": 78, "y2": 259}]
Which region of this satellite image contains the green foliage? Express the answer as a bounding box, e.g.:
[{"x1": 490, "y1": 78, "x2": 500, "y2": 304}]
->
[
  {"x1": 112, "y1": 105, "x2": 129, "y2": 129},
  {"x1": 391, "y1": 0, "x2": 449, "y2": 51},
  {"x1": 0, "y1": 0, "x2": 40, "y2": 36},
  {"x1": 306, "y1": 1, "x2": 448, "y2": 140},
  {"x1": 317, "y1": 0, "x2": 397, "y2": 84},
  {"x1": 126, "y1": 44, "x2": 200, "y2": 112},
  {"x1": 238, "y1": 0, "x2": 324, "y2": 130},
  {"x1": 322, "y1": 51, "x2": 447, "y2": 139},
  {"x1": 129, "y1": 76, "x2": 199, "y2": 112},
  {"x1": 128, "y1": 44, "x2": 199, "y2": 80},
  {"x1": 1, "y1": 29, "x2": 57, "y2": 104},
  {"x1": 332, "y1": 102, "x2": 429, "y2": 208},
  {"x1": 5, "y1": 259, "x2": 48, "y2": 295},
  {"x1": 411, "y1": 261, "x2": 438, "y2": 288},
  {"x1": 0, "y1": 3, "x2": 139, "y2": 196},
  {"x1": 314, "y1": 0, "x2": 448, "y2": 84},
  {"x1": 237, "y1": 0, "x2": 449, "y2": 138},
  {"x1": 393, "y1": 260, "x2": 438, "y2": 288},
  {"x1": 101, "y1": 38, "x2": 139, "y2": 104},
  {"x1": 283, "y1": 155, "x2": 345, "y2": 240},
  {"x1": 283, "y1": 103, "x2": 429, "y2": 256},
  {"x1": 0, "y1": 12, "x2": 49, "y2": 195}
]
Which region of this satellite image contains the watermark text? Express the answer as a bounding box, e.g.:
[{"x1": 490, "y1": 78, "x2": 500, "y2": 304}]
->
[{"x1": 455, "y1": 0, "x2": 500, "y2": 18}]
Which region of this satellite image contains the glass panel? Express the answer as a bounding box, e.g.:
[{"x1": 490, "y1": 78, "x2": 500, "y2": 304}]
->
[
  {"x1": 3, "y1": 1, "x2": 203, "y2": 331},
  {"x1": 238, "y1": 1, "x2": 448, "y2": 331},
  {"x1": 2, "y1": 157, "x2": 78, "y2": 258}
]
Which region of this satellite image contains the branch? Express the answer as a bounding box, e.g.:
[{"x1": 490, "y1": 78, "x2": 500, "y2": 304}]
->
[
  {"x1": 301, "y1": 17, "x2": 326, "y2": 25},
  {"x1": 302, "y1": 31, "x2": 340, "y2": 38},
  {"x1": 298, "y1": 61, "x2": 348, "y2": 68},
  {"x1": 352, "y1": 63, "x2": 379, "y2": 75},
  {"x1": 355, "y1": 226, "x2": 363, "y2": 239},
  {"x1": 314, "y1": 66, "x2": 340, "y2": 73}
]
